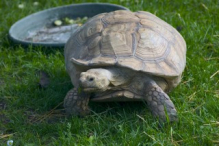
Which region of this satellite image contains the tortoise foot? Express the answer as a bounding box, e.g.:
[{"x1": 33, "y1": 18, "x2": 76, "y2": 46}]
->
[
  {"x1": 145, "y1": 82, "x2": 178, "y2": 122},
  {"x1": 64, "y1": 88, "x2": 90, "y2": 116}
]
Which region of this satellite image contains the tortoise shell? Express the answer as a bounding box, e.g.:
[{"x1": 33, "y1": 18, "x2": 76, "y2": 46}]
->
[{"x1": 65, "y1": 10, "x2": 186, "y2": 80}]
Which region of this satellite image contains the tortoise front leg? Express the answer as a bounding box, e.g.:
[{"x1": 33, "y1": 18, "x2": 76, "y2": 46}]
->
[
  {"x1": 64, "y1": 88, "x2": 90, "y2": 116},
  {"x1": 144, "y1": 81, "x2": 178, "y2": 122}
]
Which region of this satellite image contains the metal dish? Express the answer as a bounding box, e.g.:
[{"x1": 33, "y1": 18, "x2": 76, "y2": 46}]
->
[{"x1": 9, "y1": 3, "x2": 129, "y2": 47}]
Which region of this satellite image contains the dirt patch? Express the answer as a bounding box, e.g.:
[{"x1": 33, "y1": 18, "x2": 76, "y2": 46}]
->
[
  {"x1": 0, "y1": 100, "x2": 10, "y2": 124},
  {"x1": 0, "y1": 114, "x2": 10, "y2": 125},
  {"x1": 0, "y1": 100, "x2": 11, "y2": 134},
  {"x1": 26, "y1": 102, "x2": 65, "y2": 124},
  {"x1": 27, "y1": 109, "x2": 66, "y2": 124},
  {"x1": 0, "y1": 79, "x2": 4, "y2": 87},
  {"x1": 36, "y1": 70, "x2": 50, "y2": 89},
  {"x1": 0, "y1": 100, "x2": 6, "y2": 110}
]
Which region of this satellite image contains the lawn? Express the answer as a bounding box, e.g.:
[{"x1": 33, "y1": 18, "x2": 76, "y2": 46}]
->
[{"x1": 0, "y1": 0, "x2": 219, "y2": 145}]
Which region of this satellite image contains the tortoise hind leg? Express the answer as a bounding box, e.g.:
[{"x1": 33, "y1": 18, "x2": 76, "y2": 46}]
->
[
  {"x1": 144, "y1": 81, "x2": 178, "y2": 122},
  {"x1": 64, "y1": 88, "x2": 90, "y2": 116}
]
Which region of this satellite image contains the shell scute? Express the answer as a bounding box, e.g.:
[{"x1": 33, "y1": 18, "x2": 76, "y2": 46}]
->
[
  {"x1": 102, "y1": 10, "x2": 139, "y2": 25},
  {"x1": 136, "y1": 28, "x2": 168, "y2": 61}
]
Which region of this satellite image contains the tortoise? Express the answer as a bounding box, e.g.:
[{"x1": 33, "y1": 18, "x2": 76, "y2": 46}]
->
[{"x1": 64, "y1": 10, "x2": 186, "y2": 121}]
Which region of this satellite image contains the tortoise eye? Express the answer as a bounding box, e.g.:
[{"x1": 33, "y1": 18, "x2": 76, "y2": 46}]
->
[{"x1": 89, "y1": 77, "x2": 94, "y2": 81}]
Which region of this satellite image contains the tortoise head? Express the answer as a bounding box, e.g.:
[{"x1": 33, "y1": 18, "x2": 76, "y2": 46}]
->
[{"x1": 79, "y1": 68, "x2": 111, "y2": 92}]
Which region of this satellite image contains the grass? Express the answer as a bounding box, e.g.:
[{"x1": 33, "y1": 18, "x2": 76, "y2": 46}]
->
[{"x1": 0, "y1": 0, "x2": 219, "y2": 145}]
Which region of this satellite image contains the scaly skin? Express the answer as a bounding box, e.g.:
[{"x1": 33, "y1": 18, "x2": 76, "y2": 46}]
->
[
  {"x1": 64, "y1": 88, "x2": 90, "y2": 116},
  {"x1": 144, "y1": 81, "x2": 178, "y2": 122}
]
